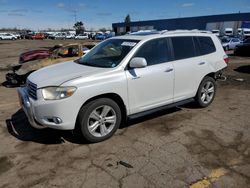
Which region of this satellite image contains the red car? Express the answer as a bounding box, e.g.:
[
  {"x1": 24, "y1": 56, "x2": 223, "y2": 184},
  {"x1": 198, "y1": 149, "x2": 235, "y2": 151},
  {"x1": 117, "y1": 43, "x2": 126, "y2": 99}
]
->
[
  {"x1": 32, "y1": 33, "x2": 45, "y2": 40},
  {"x1": 19, "y1": 49, "x2": 50, "y2": 63}
]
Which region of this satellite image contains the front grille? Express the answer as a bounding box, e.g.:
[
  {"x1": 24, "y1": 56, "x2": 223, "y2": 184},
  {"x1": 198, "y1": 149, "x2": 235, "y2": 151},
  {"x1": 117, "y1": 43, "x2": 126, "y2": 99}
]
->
[{"x1": 27, "y1": 80, "x2": 37, "y2": 100}]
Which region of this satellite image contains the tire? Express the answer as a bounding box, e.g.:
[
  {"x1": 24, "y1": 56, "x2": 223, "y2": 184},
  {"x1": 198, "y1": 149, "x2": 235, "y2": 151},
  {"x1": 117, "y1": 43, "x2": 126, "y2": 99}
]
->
[
  {"x1": 77, "y1": 98, "x2": 122, "y2": 143},
  {"x1": 195, "y1": 76, "x2": 216, "y2": 108}
]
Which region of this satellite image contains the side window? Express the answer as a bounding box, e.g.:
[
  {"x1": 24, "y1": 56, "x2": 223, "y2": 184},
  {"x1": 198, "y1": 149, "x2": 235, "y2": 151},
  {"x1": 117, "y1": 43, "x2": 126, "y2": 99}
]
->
[
  {"x1": 171, "y1": 37, "x2": 196, "y2": 60},
  {"x1": 134, "y1": 38, "x2": 170, "y2": 66},
  {"x1": 197, "y1": 36, "x2": 216, "y2": 55}
]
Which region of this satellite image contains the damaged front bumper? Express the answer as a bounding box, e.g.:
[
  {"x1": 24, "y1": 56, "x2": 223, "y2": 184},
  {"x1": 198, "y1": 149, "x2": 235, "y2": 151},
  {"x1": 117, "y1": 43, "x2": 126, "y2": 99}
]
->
[{"x1": 17, "y1": 87, "x2": 46, "y2": 129}]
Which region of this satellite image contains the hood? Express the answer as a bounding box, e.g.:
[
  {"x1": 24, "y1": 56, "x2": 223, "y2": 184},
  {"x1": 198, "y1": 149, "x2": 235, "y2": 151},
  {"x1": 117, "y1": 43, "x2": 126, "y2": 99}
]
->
[{"x1": 27, "y1": 60, "x2": 108, "y2": 88}]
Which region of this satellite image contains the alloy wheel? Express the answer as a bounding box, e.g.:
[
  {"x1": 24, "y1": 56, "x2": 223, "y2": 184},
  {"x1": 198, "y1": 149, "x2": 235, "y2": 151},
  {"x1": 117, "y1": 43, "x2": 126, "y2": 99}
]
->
[{"x1": 87, "y1": 105, "x2": 117, "y2": 137}]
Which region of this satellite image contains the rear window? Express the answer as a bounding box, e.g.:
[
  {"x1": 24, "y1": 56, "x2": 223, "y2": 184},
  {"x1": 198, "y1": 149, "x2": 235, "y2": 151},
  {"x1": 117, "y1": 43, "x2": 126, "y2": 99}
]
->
[
  {"x1": 171, "y1": 37, "x2": 196, "y2": 60},
  {"x1": 197, "y1": 36, "x2": 216, "y2": 55}
]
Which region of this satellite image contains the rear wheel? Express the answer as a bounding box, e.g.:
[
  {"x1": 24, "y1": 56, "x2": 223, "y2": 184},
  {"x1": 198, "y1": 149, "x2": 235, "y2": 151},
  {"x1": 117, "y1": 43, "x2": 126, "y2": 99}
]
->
[
  {"x1": 195, "y1": 76, "x2": 216, "y2": 108},
  {"x1": 77, "y1": 98, "x2": 121, "y2": 143}
]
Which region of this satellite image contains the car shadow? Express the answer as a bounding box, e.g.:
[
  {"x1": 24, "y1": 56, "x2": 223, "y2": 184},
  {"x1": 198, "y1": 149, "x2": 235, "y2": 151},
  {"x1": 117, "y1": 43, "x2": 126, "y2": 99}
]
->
[
  {"x1": 7, "y1": 106, "x2": 187, "y2": 144},
  {"x1": 6, "y1": 109, "x2": 87, "y2": 144},
  {"x1": 1, "y1": 81, "x2": 21, "y2": 88},
  {"x1": 234, "y1": 65, "x2": 250, "y2": 74}
]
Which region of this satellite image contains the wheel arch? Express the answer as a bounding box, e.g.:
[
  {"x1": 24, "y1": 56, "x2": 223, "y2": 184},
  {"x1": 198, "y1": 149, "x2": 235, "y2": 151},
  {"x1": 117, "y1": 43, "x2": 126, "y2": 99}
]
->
[
  {"x1": 76, "y1": 93, "x2": 127, "y2": 128},
  {"x1": 195, "y1": 72, "x2": 216, "y2": 96}
]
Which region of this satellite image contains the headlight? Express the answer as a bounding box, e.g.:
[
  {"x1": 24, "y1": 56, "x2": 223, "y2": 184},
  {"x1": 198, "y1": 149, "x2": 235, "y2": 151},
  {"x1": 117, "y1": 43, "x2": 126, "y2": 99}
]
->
[{"x1": 42, "y1": 86, "x2": 77, "y2": 100}]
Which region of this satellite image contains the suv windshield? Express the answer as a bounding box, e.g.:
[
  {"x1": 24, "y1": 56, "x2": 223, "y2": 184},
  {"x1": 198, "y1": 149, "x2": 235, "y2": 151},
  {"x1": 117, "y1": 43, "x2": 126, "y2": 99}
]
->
[{"x1": 77, "y1": 39, "x2": 139, "y2": 68}]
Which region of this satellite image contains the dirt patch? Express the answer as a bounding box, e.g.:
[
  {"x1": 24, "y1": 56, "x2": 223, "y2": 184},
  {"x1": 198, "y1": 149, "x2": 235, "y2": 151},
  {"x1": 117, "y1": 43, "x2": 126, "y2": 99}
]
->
[{"x1": 0, "y1": 156, "x2": 13, "y2": 175}]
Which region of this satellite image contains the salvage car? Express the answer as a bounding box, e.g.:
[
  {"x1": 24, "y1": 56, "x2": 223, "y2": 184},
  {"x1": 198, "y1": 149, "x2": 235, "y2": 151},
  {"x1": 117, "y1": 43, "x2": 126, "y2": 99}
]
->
[
  {"x1": 5, "y1": 42, "x2": 96, "y2": 85},
  {"x1": 18, "y1": 30, "x2": 228, "y2": 143}
]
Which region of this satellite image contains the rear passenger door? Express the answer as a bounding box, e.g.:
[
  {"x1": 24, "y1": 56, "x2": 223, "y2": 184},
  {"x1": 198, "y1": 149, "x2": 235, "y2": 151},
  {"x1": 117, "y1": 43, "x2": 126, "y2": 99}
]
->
[{"x1": 170, "y1": 36, "x2": 215, "y2": 101}]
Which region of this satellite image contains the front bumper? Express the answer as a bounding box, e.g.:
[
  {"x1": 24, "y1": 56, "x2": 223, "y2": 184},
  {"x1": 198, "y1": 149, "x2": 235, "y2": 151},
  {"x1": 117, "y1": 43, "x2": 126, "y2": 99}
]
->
[
  {"x1": 18, "y1": 87, "x2": 46, "y2": 129},
  {"x1": 17, "y1": 87, "x2": 78, "y2": 130}
]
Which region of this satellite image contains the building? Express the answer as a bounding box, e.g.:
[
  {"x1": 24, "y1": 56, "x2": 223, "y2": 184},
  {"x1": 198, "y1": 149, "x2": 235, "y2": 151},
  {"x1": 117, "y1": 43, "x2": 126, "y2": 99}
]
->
[{"x1": 112, "y1": 12, "x2": 250, "y2": 35}]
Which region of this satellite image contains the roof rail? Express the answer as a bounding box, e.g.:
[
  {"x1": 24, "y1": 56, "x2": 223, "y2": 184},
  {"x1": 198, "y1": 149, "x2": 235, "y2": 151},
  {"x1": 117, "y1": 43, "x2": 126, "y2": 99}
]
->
[{"x1": 160, "y1": 29, "x2": 212, "y2": 35}]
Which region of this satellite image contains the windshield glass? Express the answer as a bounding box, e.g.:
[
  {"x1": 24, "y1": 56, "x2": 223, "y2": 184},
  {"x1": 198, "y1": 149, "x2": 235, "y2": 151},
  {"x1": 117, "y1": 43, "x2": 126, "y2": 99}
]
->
[{"x1": 77, "y1": 39, "x2": 139, "y2": 68}]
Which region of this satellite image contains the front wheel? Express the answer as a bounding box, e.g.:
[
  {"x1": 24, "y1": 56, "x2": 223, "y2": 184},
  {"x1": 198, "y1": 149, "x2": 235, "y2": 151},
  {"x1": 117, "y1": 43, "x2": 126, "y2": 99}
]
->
[
  {"x1": 77, "y1": 98, "x2": 121, "y2": 143},
  {"x1": 195, "y1": 76, "x2": 216, "y2": 108}
]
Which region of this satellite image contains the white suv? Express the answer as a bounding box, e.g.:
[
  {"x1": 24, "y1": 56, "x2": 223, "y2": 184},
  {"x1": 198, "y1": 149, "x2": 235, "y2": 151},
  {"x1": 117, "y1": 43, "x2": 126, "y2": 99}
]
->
[
  {"x1": 18, "y1": 30, "x2": 228, "y2": 142},
  {"x1": 0, "y1": 33, "x2": 17, "y2": 40}
]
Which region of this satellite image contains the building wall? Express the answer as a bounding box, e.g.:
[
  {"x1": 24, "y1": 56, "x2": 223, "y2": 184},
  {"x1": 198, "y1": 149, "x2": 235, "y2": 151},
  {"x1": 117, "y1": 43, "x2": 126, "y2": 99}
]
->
[{"x1": 112, "y1": 13, "x2": 250, "y2": 34}]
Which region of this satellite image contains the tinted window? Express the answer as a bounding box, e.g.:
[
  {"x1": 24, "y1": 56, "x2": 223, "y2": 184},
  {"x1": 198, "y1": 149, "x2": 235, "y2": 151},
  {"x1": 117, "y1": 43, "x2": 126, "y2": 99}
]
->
[
  {"x1": 171, "y1": 37, "x2": 196, "y2": 60},
  {"x1": 134, "y1": 38, "x2": 170, "y2": 66},
  {"x1": 197, "y1": 36, "x2": 216, "y2": 55}
]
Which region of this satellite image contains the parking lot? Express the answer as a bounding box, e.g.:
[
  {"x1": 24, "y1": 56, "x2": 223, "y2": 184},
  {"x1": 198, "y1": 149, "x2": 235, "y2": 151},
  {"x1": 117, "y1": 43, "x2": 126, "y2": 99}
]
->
[{"x1": 0, "y1": 40, "x2": 250, "y2": 188}]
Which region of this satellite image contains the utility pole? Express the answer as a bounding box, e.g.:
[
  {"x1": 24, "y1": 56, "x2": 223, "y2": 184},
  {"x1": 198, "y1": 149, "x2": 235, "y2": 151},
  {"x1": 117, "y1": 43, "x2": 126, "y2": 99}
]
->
[{"x1": 74, "y1": 10, "x2": 76, "y2": 23}]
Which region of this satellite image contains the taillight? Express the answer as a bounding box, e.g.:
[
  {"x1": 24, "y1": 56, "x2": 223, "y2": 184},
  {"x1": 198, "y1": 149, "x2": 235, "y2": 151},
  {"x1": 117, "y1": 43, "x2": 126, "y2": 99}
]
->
[{"x1": 223, "y1": 55, "x2": 229, "y2": 64}]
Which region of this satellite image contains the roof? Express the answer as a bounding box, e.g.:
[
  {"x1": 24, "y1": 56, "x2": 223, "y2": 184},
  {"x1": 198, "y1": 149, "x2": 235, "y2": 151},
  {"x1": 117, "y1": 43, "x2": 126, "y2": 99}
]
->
[{"x1": 113, "y1": 30, "x2": 214, "y2": 41}]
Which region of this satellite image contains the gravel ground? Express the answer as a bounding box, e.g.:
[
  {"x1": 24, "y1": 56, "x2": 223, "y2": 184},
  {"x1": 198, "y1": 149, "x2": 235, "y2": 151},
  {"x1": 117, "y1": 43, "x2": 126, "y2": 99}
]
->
[{"x1": 0, "y1": 40, "x2": 250, "y2": 188}]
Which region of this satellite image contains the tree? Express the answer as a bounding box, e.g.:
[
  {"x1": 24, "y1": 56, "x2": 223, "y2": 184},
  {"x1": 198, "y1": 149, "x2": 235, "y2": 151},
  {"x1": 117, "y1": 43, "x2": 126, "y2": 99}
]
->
[
  {"x1": 124, "y1": 14, "x2": 131, "y2": 33},
  {"x1": 73, "y1": 21, "x2": 85, "y2": 34},
  {"x1": 124, "y1": 14, "x2": 131, "y2": 24}
]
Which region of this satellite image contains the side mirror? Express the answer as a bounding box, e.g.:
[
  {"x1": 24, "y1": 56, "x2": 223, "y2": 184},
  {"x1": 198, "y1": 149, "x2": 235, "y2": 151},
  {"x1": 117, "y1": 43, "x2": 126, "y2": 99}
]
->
[{"x1": 129, "y1": 57, "x2": 147, "y2": 68}]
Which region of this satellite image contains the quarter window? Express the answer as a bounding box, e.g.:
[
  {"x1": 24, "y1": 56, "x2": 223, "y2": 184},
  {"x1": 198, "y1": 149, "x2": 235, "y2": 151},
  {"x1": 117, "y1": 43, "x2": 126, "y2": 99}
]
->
[
  {"x1": 197, "y1": 36, "x2": 216, "y2": 55},
  {"x1": 134, "y1": 38, "x2": 170, "y2": 66}
]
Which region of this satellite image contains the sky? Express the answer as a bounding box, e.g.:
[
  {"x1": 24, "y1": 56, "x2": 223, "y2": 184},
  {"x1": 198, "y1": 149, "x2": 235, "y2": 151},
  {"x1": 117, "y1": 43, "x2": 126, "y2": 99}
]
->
[{"x1": 0, "y1": 0, "x2": 250, "y2": 30}]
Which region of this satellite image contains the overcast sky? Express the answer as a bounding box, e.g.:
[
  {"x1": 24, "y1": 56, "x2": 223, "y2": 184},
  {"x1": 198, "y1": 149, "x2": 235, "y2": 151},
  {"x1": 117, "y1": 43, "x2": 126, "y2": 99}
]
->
[{"x1": 0, "y1": 0, "x2": 250, "y2": 30}]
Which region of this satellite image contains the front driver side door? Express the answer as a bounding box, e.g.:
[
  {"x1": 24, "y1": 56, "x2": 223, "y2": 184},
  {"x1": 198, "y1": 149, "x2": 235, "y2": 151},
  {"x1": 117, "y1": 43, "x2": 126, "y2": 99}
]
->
[{"x1": 126, "y1": 38, "x2": 174, "y2": 114}]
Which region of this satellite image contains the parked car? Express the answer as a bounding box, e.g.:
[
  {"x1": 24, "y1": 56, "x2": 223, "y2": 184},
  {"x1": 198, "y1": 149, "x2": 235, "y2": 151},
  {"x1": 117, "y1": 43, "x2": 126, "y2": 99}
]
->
[
  {"x1": 221, "y1": 37, "x2": 242, "y2": 51},
  {"x1": 18, "y1": 30, "x2": 228, "y2": 143},
  {"x1": 75, "y1": 33, "x2": 88, "y2": 40},
  {"x1": 22, "y1": 33, "x2": 35, "y2": 39},
  {"x1": 95, "y1": 33, "x2": 106, "y2": 40},
  {"x1": 234, "y1": 38, "x2": 250, "y2": 56},
  {"x1": 6, "y1": 42, "x2": 96, "y2": 85},
  {"x1": 13, "y1": 33, "x2": 21, "y2": 39},
  {"x1": 0, "y1": 33, "x2": 17, "y2": 40},
  {"x1": 32, "y1": 33, "x2": 45, "y2": 40},
  {"x1": 66, "y1": 33, "x2": 75, "y2": 39},
  {"x1": 54, "y1": 33, "x2": 66, "y2": 40}
]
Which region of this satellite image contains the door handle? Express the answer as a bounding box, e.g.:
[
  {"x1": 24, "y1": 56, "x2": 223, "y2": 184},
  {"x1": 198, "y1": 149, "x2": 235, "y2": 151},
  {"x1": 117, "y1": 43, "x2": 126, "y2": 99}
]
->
[
  {"x1": 132, "y1": 76, "x2": 140, "y2": 80},
  {"x1": 165, "y1": 68, "x2": 174, "y2": 72},
  {"x1": 198, "y1": 62, "x2": 206, "y2": 65}
]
